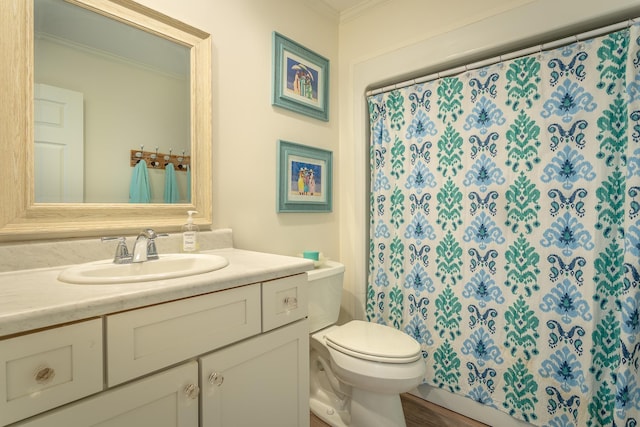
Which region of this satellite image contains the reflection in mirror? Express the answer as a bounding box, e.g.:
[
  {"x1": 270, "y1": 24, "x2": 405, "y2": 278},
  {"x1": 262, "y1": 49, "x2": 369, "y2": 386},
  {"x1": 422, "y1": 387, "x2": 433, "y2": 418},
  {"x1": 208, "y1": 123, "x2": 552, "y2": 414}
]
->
[
  {"x1": 34, "y1": 0, "x2": 190, "y2": 204},
  {"x1": 0, "y1": 0, "x2": 212, "y2": 241}
]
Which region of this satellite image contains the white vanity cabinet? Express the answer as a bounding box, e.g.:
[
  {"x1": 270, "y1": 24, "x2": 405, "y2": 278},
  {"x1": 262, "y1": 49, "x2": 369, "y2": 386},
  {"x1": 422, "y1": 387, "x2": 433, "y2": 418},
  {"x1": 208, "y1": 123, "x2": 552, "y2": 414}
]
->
[{"x1": 3, "y1": 270, "x2": 310, "y2": 427}]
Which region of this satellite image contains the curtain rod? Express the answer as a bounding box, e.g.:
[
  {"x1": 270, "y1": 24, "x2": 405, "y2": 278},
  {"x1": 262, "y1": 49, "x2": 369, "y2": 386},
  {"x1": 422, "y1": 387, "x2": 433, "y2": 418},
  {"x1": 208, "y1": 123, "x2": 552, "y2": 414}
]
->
[{"x1": 365, "y1": 18, "x2": 637, "y2": 97}]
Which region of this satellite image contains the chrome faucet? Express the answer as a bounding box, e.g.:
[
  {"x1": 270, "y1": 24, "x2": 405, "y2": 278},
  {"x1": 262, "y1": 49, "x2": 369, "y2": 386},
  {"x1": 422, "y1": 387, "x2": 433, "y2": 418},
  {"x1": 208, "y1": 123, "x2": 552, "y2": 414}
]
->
[
  {"x1": 102, "y1": 229, "x2": 167, "y2": 264},
  {"x1": 131, "y1": 228, "x2": 158, "y2": 263}
]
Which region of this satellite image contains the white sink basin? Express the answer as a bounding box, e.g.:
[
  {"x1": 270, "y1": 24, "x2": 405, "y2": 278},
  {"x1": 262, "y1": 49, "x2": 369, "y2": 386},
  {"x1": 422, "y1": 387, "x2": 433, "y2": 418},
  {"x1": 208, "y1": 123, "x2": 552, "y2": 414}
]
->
[{"x1": 58, "y1": 253, "x2": 229, "y2": 284}]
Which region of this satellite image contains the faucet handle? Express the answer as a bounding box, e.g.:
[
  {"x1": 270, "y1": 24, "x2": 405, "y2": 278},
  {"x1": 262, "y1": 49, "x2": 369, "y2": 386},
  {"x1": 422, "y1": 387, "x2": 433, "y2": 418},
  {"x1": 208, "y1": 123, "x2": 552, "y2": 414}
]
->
[
  {"x1": 141, "y1": 228, "x2": 157, "y2": 239},
  {"x1": 146, "y1": 233, "x2": 169, "y2": 260},
  {"x1": 101, "y1": 236, "x2": 131, "y2": 264}
]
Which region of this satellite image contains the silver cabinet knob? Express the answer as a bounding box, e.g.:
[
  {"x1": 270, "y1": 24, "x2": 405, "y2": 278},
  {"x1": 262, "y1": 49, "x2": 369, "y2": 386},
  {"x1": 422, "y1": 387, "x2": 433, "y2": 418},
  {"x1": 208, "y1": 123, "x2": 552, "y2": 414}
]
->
[
  {"x1": 184, "y1": 383, "x2": 200, "y2": 399},
  {"x1": 34, "y1": 366, "x2": 55, "y2": 384},
  {"x1": 209, "y1": 372, "x2": 224, "y2": 386},
  {"x1": 284, "y1": 296, "x2": 298, "y2": 308}
]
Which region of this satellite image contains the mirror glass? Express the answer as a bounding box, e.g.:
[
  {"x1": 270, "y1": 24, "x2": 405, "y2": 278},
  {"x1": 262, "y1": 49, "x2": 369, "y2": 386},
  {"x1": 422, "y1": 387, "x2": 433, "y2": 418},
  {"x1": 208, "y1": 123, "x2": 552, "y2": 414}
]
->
[{"x1": 34, "y1": 0, "x2": 191, "y2": 203}]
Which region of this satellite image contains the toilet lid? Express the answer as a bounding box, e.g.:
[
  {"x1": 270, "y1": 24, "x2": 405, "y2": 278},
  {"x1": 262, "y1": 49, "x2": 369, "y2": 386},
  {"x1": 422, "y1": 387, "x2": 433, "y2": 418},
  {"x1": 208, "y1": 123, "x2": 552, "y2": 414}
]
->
[{"x1": 324, "y1": 320, "x2": 421, "y2": 363}]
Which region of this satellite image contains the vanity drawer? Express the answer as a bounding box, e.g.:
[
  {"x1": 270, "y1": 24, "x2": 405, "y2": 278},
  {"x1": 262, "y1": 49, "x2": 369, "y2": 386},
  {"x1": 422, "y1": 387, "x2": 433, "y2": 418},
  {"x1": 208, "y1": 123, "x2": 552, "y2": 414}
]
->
[
  {"x1": 0, "y1": 319, "x2": 103, "y2": 427},
  {"x1": 262, "y1": 274, "x2": 308, "y2": 332},
  {"x1": 106, "y1": 283, "x2": 261, "y2": 386}
]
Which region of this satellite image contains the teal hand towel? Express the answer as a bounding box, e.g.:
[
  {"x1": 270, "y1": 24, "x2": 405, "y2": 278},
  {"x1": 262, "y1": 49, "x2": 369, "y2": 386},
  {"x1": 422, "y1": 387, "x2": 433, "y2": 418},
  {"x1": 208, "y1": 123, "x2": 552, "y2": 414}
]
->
[
  {"x1": 164, "y1": 163, "x2": 179, "y2": 203},
  {"x1": 129, "y1": 160, "x2": 151, "y2": 203},
  {"x1": 186, "y1": 165, "x2": 191, "y2": 202}
]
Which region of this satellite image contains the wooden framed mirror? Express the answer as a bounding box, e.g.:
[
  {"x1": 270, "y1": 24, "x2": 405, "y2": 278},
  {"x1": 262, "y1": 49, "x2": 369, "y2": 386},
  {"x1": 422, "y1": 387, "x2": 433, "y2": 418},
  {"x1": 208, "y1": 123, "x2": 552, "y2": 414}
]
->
[{"x1": 0, "y1": 0, "x2": 212, "y2": 241}]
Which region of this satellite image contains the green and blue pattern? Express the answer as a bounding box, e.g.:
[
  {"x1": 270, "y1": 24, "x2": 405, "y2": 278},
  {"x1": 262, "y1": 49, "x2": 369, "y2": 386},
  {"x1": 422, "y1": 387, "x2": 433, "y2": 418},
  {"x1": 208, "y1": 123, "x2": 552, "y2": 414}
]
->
[{"x1": 367, "y1": 24, "x2": 640, "y2": 426}]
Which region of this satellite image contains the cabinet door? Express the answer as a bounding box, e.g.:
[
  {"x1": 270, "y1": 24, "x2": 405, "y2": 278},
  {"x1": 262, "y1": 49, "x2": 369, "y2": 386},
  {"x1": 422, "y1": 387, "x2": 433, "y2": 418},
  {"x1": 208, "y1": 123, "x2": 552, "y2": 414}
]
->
[
  {"x1": 200, "y1": 319, "x2": 309, "y2": 427},
  {"x1": 15, "y1": 362, "x2": 199, "y2": 427}
]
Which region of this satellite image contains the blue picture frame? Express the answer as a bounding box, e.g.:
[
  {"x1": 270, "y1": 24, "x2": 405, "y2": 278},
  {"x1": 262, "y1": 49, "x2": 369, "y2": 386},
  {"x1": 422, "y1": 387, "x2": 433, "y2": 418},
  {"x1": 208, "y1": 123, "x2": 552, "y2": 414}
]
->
[
  {"x1": 272, "y1": 32, "x2": 329, "y2": 121},
  {"x1": 277, "y1": 140, "x2": 332, "y2": 212}
]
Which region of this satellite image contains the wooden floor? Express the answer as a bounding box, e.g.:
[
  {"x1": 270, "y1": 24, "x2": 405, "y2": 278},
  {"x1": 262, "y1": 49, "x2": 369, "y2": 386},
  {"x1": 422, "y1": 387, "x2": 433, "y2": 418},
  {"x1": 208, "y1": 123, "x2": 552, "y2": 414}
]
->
[{"x1": 310, "y1": 393, "x2": 488, "y2": 427}]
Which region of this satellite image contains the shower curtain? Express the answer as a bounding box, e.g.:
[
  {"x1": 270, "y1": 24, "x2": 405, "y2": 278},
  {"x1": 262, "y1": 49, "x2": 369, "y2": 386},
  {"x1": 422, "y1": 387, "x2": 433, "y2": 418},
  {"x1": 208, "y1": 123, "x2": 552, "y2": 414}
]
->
[{"x1": 367, "y1": 22, "x2": 640, "y2": 426}]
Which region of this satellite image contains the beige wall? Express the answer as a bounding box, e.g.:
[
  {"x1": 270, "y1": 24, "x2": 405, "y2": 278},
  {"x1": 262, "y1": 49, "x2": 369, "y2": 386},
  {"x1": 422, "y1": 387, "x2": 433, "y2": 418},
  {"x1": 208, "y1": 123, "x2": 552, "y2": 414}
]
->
[{"x1": 133, "y1": 0, "x2": 341, "y2": 259}]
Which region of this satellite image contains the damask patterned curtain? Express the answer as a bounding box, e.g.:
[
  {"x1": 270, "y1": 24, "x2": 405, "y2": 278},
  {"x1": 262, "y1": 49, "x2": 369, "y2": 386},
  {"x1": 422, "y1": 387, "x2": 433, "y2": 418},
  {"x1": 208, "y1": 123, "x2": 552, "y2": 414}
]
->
[{"x1": 367, "y1": 22, "x2": 640, "y2": 426}]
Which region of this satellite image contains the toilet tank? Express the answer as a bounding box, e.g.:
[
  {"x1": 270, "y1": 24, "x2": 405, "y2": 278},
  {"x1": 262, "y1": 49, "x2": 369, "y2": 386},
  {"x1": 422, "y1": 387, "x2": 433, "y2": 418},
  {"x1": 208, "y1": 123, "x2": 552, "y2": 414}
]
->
[{"x1": 307, "y1": 260, "x2": 345, "y2": 333}]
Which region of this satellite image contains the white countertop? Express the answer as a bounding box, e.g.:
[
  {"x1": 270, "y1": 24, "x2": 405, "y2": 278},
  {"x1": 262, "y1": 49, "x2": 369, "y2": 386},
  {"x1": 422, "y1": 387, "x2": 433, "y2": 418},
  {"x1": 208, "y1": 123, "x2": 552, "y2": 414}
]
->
[{"x1": 0, "y1": 248, "x2": 314, "y2": 337}]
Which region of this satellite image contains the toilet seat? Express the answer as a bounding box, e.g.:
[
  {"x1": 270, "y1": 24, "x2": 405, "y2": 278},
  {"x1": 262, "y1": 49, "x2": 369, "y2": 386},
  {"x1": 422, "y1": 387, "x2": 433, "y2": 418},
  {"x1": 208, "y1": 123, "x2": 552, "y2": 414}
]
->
[{"x1": 324, "y1": 320, "x2": 421, "y2": 363}]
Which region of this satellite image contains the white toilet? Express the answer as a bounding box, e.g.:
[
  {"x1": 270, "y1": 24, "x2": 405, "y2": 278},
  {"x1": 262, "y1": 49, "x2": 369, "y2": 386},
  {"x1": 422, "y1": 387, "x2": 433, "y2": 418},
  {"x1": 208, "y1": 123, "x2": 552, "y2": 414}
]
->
[{"x1": 307, "y1": 261, "x2": 426, "y2": 427}]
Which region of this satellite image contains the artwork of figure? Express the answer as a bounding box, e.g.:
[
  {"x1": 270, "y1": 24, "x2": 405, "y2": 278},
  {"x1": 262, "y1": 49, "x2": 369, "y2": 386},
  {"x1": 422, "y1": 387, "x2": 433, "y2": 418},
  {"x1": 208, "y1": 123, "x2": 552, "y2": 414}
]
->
[
  {"x1": 290, "y1": 161, "x2": 322, "y2": 197},
  {"x1": 308, "y1": 170, "x2": 316, "y2": 195},
  {"x1": 298, "y1": 169, "x2": 305, "y2": 195},
  {"x1": 286, "y1": 59, "x2": 319, "y2": 102}
]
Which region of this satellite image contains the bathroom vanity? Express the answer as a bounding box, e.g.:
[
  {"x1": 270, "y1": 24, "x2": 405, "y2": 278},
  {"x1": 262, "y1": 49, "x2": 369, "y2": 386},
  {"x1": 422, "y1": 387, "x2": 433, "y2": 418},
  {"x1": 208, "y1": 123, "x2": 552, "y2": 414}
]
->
[{"x1": 0, "y1": 247, "x2": 312, "y2": 427}]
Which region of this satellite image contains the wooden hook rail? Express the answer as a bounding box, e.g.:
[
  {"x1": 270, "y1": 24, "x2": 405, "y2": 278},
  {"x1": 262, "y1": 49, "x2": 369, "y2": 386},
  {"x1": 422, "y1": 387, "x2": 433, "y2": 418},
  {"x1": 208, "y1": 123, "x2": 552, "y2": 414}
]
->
[{"x1": 130, "y1": 149, "x2": 190, "y2": 171}]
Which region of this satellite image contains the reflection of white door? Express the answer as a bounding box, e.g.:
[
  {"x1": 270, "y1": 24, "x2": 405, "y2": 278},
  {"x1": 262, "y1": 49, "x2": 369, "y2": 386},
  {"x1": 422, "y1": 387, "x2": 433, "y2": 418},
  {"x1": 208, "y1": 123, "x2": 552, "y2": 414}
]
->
[{"x1": 34, "y1": 84, "x2": 84, "y2": 203}]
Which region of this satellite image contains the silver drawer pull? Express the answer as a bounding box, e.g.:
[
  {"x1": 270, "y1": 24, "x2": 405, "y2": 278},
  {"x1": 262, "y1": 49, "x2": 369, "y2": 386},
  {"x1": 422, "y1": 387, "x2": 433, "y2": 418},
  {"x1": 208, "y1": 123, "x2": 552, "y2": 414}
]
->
[
  {"x1": 34, "y1": 366, "x2": 55, "y2": 384},
  {"x1": 284, "y1": 296, "x2": 298, "y2": 307},
  {"x1": 184, "y1": 383, "x2": 200, "y2": 399},
  {"x1": 209, "y1": 372, "x2": 224, "y2": 386}
]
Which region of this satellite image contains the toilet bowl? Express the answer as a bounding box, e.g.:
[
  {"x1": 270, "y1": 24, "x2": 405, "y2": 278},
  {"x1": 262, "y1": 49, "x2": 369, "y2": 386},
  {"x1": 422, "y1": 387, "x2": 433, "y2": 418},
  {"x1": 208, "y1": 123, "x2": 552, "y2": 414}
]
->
[{"x1": 307, "y1": 262, "x2": 426, "y2": 427}]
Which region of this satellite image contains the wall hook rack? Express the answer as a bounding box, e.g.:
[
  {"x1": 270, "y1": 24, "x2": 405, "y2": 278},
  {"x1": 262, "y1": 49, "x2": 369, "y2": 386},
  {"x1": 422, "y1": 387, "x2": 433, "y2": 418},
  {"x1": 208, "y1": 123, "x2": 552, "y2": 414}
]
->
[{"x1": 130, "y1": 148, "x2": 190, "y2": 171}]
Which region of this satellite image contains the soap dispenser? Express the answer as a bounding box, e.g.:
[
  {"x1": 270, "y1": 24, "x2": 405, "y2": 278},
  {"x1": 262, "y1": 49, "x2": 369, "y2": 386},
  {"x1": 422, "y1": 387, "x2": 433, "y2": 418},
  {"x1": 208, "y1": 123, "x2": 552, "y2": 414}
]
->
[{"x1": 182, "y1": 210, "x2": 200, "y2": 253}]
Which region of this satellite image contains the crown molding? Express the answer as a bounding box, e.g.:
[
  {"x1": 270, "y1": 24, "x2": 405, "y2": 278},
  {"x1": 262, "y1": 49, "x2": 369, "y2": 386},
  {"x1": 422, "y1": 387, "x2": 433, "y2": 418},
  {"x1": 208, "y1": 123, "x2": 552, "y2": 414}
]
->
[{"x1": 338, "y1": 0, "x2": 390, "y2": 22}]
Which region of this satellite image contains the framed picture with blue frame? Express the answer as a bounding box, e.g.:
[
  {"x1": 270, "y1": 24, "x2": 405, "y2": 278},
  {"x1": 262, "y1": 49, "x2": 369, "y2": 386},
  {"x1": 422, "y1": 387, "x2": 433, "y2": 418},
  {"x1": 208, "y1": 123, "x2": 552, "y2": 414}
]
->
[
  {"x1": 277, "y1": 140, "x2": 332, "y2": 212},
  {"x1": 272, "y1": 32, "x2": 329, "y2": 121}
]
